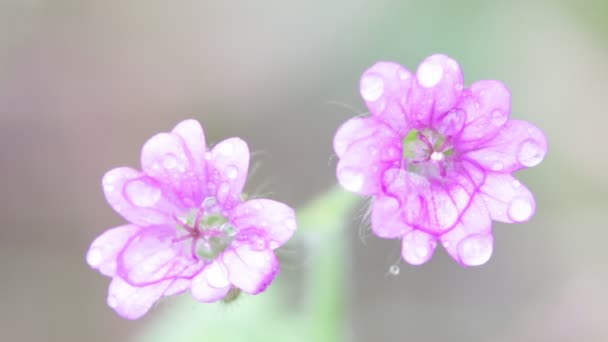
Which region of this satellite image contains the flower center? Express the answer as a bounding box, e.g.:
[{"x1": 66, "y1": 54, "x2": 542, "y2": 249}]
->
[
  {"x1": 401, "y1": 128, "x2": 454, "y2": 178},
  {"x1": 174, "y1": 197, "x2": 237, "y2": 260}
]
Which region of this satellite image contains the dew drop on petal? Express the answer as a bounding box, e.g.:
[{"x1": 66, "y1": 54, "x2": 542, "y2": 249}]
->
[
  {"x1": 508, "y1": 197, "x2": 533, "y2": 222},
  {"x1": 218, "y1": 142, "x2": 234, "y2": 156},
  {"x1": 491, "y1": 161, "x2": 504, "y2": 171},
  {"x1": 490, "y1": 109, "x2": 507, "y2": 126},
  {"x1": 284, "y1": 218, "x2": 296, "y2": 231},
  {"x1": 226, "y1": 165, "x2": 239, "y2": 180},
  {"x1": 397, "y1": 69, "x2": 410, "y2": 80},
  {"x1": 87, "y1": 248, "x2": 102, "y2": 267},
  {"x1": 126, "y1": 180, "x2": 162, "y2": 207},
  {"x1": 388, "y1": 265, "x2": 400, "y2": 275},
  {"x1": 458, "y1": 234, "x2": 493, "y2": 266},
  {"x1": 108, "y1": 296, "x2": 118, "y2": 308},
  {"x1": 338, "y1": 168, "x2": 365, "y2": 192},
  {"x1": 218, "y1": 182, "x2": 230, "y2": 199},
  {"x1": 518, "y1": 140, "x2": 545, "y2": 167},
  {"x1": 360, "y1": 73, "x2": 385, "y2": 101},
  {"x1": 417, "y1": 61, "x2": 443, "y2": 88}
]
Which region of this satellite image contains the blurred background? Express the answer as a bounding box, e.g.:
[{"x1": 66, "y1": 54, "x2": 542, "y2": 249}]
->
[{"x1": 1, "y1": 0, "x2": 607, "y2": 341}]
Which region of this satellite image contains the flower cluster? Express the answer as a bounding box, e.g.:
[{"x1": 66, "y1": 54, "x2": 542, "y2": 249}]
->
[
  {"x1": 87, "y1": 120, "x2": 297, "y2": 319},
  {"x1": 334, "y1": 54, "x2": 547, "y2": 266}
]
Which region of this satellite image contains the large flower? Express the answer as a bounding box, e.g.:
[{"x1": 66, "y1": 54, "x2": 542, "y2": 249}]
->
[
  {"x1": 87, "y1": 119, "x2": 297, "y2": 319},
  {"x1": 334, "y1": 54, "x2": 547, "y2": 267}
]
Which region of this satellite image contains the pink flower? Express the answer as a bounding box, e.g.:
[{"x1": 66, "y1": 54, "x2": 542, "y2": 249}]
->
[
  {"x1": 334, "y1": 54, "x2": 547, "y2": 267},
  {"x1": 87, "y1": 119, "x2": 297, "y2": 319}
]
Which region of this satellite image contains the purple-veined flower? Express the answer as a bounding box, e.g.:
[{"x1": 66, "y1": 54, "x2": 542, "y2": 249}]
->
[
  {"x1": 87, "y1": 119, "x2": 297, "y2": 319},
  {"x1": 334, "y1": 54, "x2": 547, "y2": 267}
]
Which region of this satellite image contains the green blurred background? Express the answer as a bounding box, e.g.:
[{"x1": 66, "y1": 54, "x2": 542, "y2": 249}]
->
[{"x1": 1, "y1": 0, "x2": 607, "y2": 341}]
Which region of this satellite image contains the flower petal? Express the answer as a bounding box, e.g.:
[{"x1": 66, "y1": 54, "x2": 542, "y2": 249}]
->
[
  {"x1": 464, "y1": 120, "x2": 547, "y2": 173},
  {"x1": 171, "y1": 119, "x2": 207, "y2": 185},
  {"x1": 207, "y1": 138, "x2": 250, "y2": 207},
  {"x1": 230, "y1": 199, "x2": 296, "y2": 249},
  {"x1": 480, "y1": 173, "x2": 536, "y2": 223},
  {"x1": 409, "y1": 54, "x2": 464, "y2": 126},
  {"x1": 117, "y1": 225, "x2": 203, "y2": 286},
  {"x1": 223, "y1": 245, "x2": 279, "y2": 294},
  {"x1": 87, "y1": 225, "x2": 141, "y2": 277},
  {"x1": 440, "y1": 195, "x2": 493, "y2": 267},
  {"x1": 141, "y1": 131, "x2": 206, "y2": 208},
  {"x1": 107, "y1": 277, "x2": 171, "y2": 320},
  {"x1": 191, "y1": 261, "x2": 231, "y2": 302},
  {"x1": 456, "y1": 80, "x2": 511, "y2": 144},
  {"x1": 371, "y1": 196, "x2": 412, "y2": 238},
  {"x1": 360, "y1": 61, "x2": 414, "y2": 134},
  {"x1": 401, "y1": 230, "x2": 437, "y2": 265},
  {"x1": 102, "y1": 167, "x2": 177, "y2": 226}
]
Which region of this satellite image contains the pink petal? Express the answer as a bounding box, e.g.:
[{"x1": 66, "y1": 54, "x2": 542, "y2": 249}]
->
[
  {"x1": 107, "y1": 277, "x2": 171, "y2": 320},
  {"x1": 102, "y1": 167, "x2": 177, "y2": 226},
  {"x1": 371, "y1": 196, "x2": 412, "y2": 238},
  {"x1": 440, "y1": 196, "x2": 493, "y2": 267},
  {"x1": 207, "y1": 138, "x2": 250, "y2": 207},
  {"x1": 117, "y1": 225, "x2": 202, "y2": 286},
  {"x1": 409, "y1": 54, "x2": 464, "y2": 126},
  {"x1": 230, "y1": 199, "x2": 296, "y2": 249},
  {"x1": 223, "y1": 245, "x2": 279, "y2": 294},
  {"x1": 360, "y1": 61, "x2": 414, "y2": 135},
  {"x1": 191, "y1": 261, "x2": 231, "y2": 302},
  {"x1": 464, "y1": 120, "x2": 547, "y2": 173},
  {"x1": 336, "y1": 123, "x2": 400, "y2": 196},
  {"x1": 479, "y1": 173, "x2": 536, "y2": 223},
  {"x1": 455, "y1": 80, "x2": 511, "y2": 144},
  {"x1": 171, "y1": 119, "x2": 207, "y2": 186},
  {"x1": 87, "y1": 224, "x2": 140, "y2": 277},
  {"x1": 401, "y1": 230, "x2": 437, "y2": 265},
  {"x1": 140, "y1": 132, "x2": 206, "y2": 209},
  {"x1": 163, "y1": 279, "x2": 191, "y2": 297}
]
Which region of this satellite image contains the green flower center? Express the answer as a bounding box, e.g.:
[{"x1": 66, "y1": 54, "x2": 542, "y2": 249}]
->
[{"x1": 401, "y1": 128, "x2": 454, "y2": 178}]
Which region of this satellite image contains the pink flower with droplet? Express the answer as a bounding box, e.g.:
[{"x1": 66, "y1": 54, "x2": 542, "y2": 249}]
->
[
  {"x1": 87, "y1": 119, "x2": 296, "y2": 319},
  {"x1": 334, "y1": 54, "x2": 547, "y2": 267}
]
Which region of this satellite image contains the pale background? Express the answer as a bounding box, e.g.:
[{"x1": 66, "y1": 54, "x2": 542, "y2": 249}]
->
[{"x1": 1, "y1": 0, "x2": 607, "y2": 341}]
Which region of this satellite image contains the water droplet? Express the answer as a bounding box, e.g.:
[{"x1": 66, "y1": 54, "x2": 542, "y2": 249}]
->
[
  {"x1": 454, "y1": 83, "x2": 463, "y2": 91},
  {"x1": 518, "y1": 140, "x2": 544, "y2": 167},
  {"x1": 458, "y1": 234, "x2": 493, "y2": 266},
  {"x1": 360, "y1": 73, "x2": 384, "y2": 101},
  {"x1": 163, "y1": 155, "x2": 177, "y2": 169},
  {"x1": 125, "y1": 180, "x2": 162, "y2": 207},
  {"x1": 490, "y1": 109, "x2": 507, "y2": 126},
  {"x1": 369, "y1": 146, "x2": 379, "y2": 156},
  {"x1": 226, "y1": 165, "x2": 239, "y2": 180},
  {"x1": 87, "y1": 248, "x2": 102, "y2": 267},
  {"x1": 221, "y1": 223, "x2": 236, "y2": 236},
  {"x1": 338, "y1": 168, "x2": 365, "y2": 192},
  {"x1": 397, "y1": 69, "x2": 410, "y2": 80},
  {"x1": 203, "y1": 197, "x2": 217, "y2": 209},
  {"x1": 512, "y1": 180, "x2": 521, "y2": 189},
  {"x1": 218, "y1": 183, "x2": 230, "y2": 199},
  {"x1": 284, "y1": 218, "x2": 296, "y2": 231},
  {"x1": 253, "y1": 202, "x2": 263, "y2": 210},
  {"x1": 417, "y1": 61, "x2": 443, "y2": 88},
  {"x1": 107, "y1": 296, "x2": 118, "y2": 308},
  {"x1": 508, "y1": 197, "x2": 533, "y2": 222},
  {"x1": 491, "y1": 161, "x2": 504, "y2": 171},
  {"x1": 218, "y1": 142, "x2": 234, "y2": 156},
  {"x1": 388, "y1": 265, "x2": 400, "y2": 275}
]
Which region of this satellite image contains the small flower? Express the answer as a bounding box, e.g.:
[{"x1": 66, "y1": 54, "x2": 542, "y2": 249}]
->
[
  {"x1": 87, "y1": 119, "x2": 297, "y2": 319},
  {"x1": 334, "y1": 55, "x2": 547, "y2": 267}
]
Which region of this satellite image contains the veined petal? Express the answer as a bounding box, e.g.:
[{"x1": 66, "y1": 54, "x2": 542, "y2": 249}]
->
[
  {"x1": 360, "y1": 61, "x2": 414, "y2": 134},
  {"x1": 480, "y1": 173, "x2": 536, "y2": 223},
  {"x1": 87, "y1": 225, "x2": 141, "y2": 277},
  {"x1": 464, "y1": 120, "x2": 547, "y2": 173},
  {"x1": 102, "y1": 167, "x2": 177, "y2": 226},
  {"x1": 441, "y1": 195, "x2": 493, "y2": 267},
  {"x1": 223, "y1": 245, "x2": 279, "y2": 294},
  {"x1": 371, "y1": 196, "x2": 412, "y2": 238},
  {"x1": 207, "y1": 138, "x2": 250, "y2": 208},
  {"x1": 191, "y1": 261, "x2": 231, "y2": 302},
  {"x1": 171, "y1": 119, "x2": 207, "y2": 187},
  {"x1": 409, "y1": 54, "x2": 465, "y2": 126},
  {"x1": 401, "y1": 230, "x2": 437, "y2": 266},
  {"x1": 107, "y1": 277, "x2": 171, "y2": 320},
  {"x1": 230, "y1": 199, "x2": 296, "y2": 249}
]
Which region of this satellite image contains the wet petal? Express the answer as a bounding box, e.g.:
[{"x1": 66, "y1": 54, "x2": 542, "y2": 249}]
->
[
  {"x1": 171, "y1": 119, "x2": 207, "y2": 186},
  {"x1": 456, "y1": 80, "x2": 511, "y2": 144},
  {"x1": 207, "y1": 138, "x2": 250, "y2": 207},
  {"x1": 409, "y1": 54, "x2": 464, "y2": 126},
  {"x1": 480, "y1": 173, "x2": 536, "y2": 223},
  {"x1": 87, "y1": 225, "x2": 140, "y2": 277},
  {"x1": 441, "y1": 196, "x2": 493, "y2": 267},
  {"x1": 117, "y1": 225, "x2": 202, "y2": 286},
  {"x1": 230, "y1": 199, "x2": 296, "y2": 249},
  {"x1": 464, "y1": 120, "x2": 547, "y2": 173},
  {"x1": 191, "y1": 261, "x2": 231, "y2": 302},
  {"x1": 102, "y1": 167, "x2": 177, "y2": 226},
  {"x1": 360, "y1": 61, "x2": 414, "y2": 134},
  {"x1": 371, "y1": 196, "x2": 412, "y2": 238},
  {"x1": 223, "y1": 245, "x2": 279, "y2": 294},
  {"x1": 107, "y1": 277, "x2": 171, "y2": 320},
  {"x1": 401, "y1": 230, "x2": 437, "y2": 265}
]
